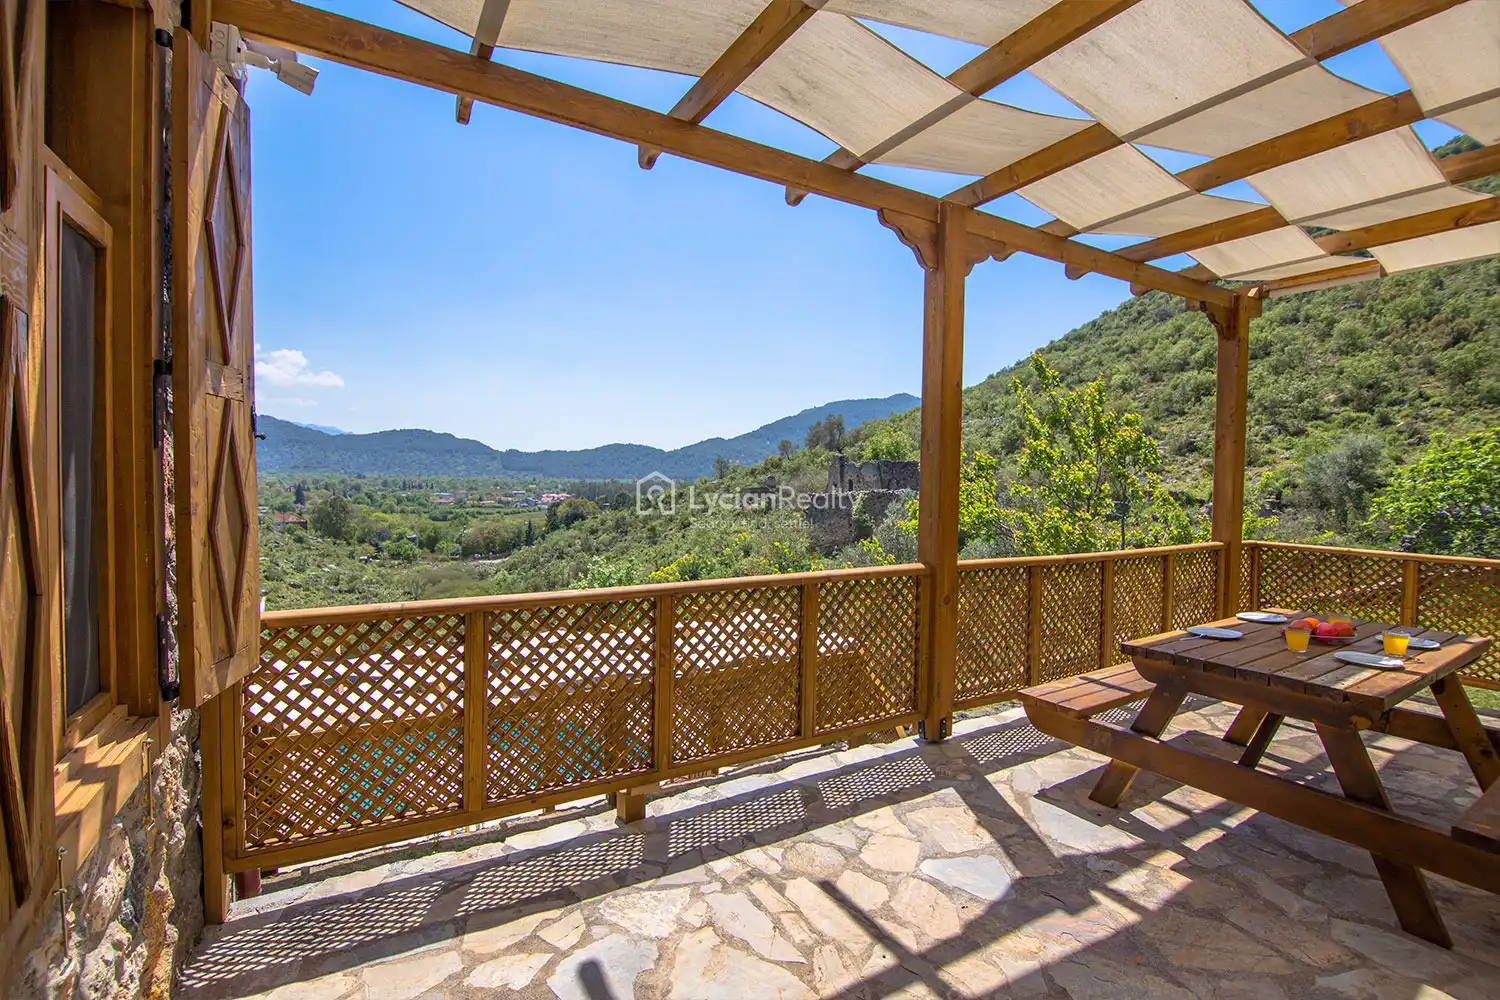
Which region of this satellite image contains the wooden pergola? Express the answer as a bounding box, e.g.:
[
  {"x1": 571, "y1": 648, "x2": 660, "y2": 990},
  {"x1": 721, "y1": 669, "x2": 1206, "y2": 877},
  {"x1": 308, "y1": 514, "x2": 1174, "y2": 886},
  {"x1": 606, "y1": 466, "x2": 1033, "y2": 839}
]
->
[{"x1": 200, "y1": 0, "x2": 1497, "y2": 748}]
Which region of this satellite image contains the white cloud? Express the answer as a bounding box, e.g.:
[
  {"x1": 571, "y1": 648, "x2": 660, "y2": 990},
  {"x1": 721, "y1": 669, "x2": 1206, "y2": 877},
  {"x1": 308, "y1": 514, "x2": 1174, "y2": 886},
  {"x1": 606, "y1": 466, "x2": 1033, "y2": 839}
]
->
[{"x1": 255, "y1": 348, "x2": 344, "y2": 389}]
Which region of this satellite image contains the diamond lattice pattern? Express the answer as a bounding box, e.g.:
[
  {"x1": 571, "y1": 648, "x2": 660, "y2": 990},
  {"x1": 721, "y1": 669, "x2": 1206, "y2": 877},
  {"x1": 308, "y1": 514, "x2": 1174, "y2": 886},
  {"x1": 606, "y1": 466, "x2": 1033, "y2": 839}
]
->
[
  {"x1": 955, "y1": 566, "x2": 1028, "y2": 704},
  {"x1": 1418, "y1": 562, "x2": 1500, "y2": 687},
  {"x1": 672, "y1": 587, "x2": 801, "y2": 765},
  {"x1": 816, "y1": 576, "x2": 918, "y2": 733},
  {"x1": 244, "y1": 615, "x2": 466, "y2": 851},
  {"x1": 486, "y1": 600, "x2": 655, "y2": 803},
  {"x1": 1259, "y1": 548, "x2": 1402, "y2": 623},
  {"x1": 1172, "y1": 548, "x2": 1221, "y2": 630},
  {"x1": 1114, "y1": 555, "x2": 1167, "y2": 665},
  {"x1": 1040, "y1": 562, "x2": 1102, "y2": 682}
]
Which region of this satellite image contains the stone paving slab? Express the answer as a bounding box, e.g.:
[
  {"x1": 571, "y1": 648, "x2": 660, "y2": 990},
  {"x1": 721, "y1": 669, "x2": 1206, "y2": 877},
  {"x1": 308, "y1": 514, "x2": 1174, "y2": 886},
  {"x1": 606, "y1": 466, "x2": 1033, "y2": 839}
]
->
[{"x1": 177, "y1": 702, "x2": 1500, "y2": 1000}]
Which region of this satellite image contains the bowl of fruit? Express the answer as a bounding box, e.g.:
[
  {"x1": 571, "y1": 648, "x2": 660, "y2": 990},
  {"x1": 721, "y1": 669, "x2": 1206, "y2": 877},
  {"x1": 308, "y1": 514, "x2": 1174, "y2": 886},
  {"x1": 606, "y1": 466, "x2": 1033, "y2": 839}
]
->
[{"x1": 1286, "y1": 616, "x2": 1357, "y2": 644}]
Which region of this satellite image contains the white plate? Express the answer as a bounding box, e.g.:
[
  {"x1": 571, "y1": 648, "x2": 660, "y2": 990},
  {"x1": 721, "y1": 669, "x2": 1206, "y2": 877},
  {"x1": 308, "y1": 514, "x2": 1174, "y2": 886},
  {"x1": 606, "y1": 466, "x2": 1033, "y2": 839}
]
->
[
  {"x1": 1237, "y1": 611, "x2": 1288, "y2": 624},
  {"x1": 1406, "y1": 636, "x2": 1440, "y2": 650},
  {"x1": 1334, "y1": 650, "x2": 1405, "y2": 670},
  {"x1": 1187, "y1": 626, "x2": 1243, "y2": 639}
]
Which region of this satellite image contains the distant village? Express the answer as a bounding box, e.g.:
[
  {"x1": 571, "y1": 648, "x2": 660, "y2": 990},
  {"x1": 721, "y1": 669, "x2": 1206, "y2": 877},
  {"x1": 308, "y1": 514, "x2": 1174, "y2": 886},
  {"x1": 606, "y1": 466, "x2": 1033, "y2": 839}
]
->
[{"x1": 427, "y1": 488, "x2": 575, "y2": 508}]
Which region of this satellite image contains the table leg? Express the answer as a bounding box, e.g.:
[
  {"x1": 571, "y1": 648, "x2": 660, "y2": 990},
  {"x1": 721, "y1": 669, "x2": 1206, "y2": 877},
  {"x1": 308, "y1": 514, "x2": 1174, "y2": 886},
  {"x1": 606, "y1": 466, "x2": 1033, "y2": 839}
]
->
[
  {"x1": 1224, "y1": 707, "x2": 1268, "y2": 747},
  {"x1": 1431, "y1": 676, "x2": 1500, "y2": 791},
  {"x1": 1238, "y1": 713, "x2": 1284, "y2": 769},
  {"x1": 1316, "y1": 723, "x2": 1452, "y2": 948},
  {"x1": 1089, "y1": 685, "x2": 1186, "y2": 808}
]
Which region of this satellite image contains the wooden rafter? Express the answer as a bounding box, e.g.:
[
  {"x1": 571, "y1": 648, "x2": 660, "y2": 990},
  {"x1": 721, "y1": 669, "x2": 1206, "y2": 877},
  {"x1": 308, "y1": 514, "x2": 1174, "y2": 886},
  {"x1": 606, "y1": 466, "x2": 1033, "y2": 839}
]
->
[
  {"x1": 790, "y1": 0, "x2": 1143, "y2": 203},
  {"x1": 215, "y1": 0, "x2": 1236, "y2": 306},
  {"x1": 1116, "y1": 207, "x2": 1284, "y2": 263},
  {"x1": 1252, "y1": 258, "x2": 1384, "y2": 299},
  {"x1": 639, "y1": 0, "x2": 816, "y2": 169},
  {"x1": 1175, "y1": 91, "x2": 1425, "y2": 194},
  {"x1": 1440, "y1": 143, "x2": 1500, "y2": 185},
  {"x1": 1311, "y1": 196, "x2": 1500, "y2": 255},
  {"x1": 455, "y1": 0, "x2": 511, "y2": 125},
  {"x1": 946, "y1": 0, "x2": 1464, "y2": 209}
]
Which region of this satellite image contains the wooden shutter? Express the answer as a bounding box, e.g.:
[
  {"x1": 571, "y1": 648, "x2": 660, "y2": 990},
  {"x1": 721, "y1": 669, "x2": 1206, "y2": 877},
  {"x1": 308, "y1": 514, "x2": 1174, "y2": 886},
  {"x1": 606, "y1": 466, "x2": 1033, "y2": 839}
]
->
[
  {"x1": 0, "y1": 297, "x2": 56, "y2": 938},
  {"x1": 172, "y1": 32, "x2": 260, "y2": 708}
]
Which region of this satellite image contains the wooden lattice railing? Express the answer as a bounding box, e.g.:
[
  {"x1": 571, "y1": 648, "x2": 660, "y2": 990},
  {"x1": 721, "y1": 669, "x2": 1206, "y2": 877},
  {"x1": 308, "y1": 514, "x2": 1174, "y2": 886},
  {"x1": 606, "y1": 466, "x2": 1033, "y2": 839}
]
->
[
  {"x1": 221, "y1": 565, "x2": 926, "y2": 869},
  {"x1": 219, "y1": 538, "x2": 1497, "y2": 871},
  {"x1": 1244, "y1": 541, "x2": 1500, "y2": 690},
  {"x1": 954, "y1": 543, "x2": 1221, "y2": 707}
]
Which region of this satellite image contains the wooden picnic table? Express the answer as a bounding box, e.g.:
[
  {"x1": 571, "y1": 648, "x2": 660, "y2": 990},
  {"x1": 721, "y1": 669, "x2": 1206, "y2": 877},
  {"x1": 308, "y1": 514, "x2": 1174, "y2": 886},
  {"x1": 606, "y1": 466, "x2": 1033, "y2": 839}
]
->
[{"x1": 1021, "y1": 610, "x2": 1500, "y2": 949}]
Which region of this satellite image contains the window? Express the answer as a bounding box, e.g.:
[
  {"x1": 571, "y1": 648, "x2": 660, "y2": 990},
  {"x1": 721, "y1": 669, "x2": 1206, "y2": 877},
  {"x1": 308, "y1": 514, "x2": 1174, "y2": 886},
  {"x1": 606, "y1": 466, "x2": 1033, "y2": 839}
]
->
[{"x1": 45, "y1": 162, "x2": 114, "y2": 738}]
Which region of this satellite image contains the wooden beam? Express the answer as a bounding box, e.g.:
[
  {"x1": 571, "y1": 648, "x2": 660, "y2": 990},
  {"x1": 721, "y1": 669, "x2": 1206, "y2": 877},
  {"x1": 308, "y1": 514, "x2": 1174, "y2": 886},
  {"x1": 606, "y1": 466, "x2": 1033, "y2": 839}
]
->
[
  {"x1": 917, "y1": 202, "x2": 966, "y2": 742},
  {"x1": 1312, "y1": 196, "x2": 1500, "y2": 254},
  {"x1": 1175, "y1": 91, "x2": 1424, "y2": 194},
  {"x1": 455, "y1": 0, "x2": 510, "y2": 124},
  {"x1": 1117, "y1": 207, "x2": 1284, "y2": 264},
  {"x1": 787, "y1": 1, "x2": 1142, "y2": 203},
  {"x1": 947, "y1": 123, "x2": 1120, "y2": 208},
  {"x1": 1123, "y1": 191, "x2": 1497, "y2": 268},
  {"x1": 216, "y1": 0, "x2": 1236, "y2": 306},
  {"x1": 641, "y1": 0, "x2": 815, "y2": 168},
  {"x1": 1441, "y1": 143, "x2": 1500, "y2": 185},
  {"x1": 966, "y1": 209, "x2": 1233, "y2": 305},
  {"x1": 947, "y1": 0, "x2": 1461, "y2": 209},
  {"x1": 1210, "y1": 294, "x2": 1254, "y2": 615},
  {"x1": 1289, "y1": 0, "x2": 1468, "y2": 61},
  {"x1": 1254, "y1": 258, "x2": 1383, "y2": 299}
]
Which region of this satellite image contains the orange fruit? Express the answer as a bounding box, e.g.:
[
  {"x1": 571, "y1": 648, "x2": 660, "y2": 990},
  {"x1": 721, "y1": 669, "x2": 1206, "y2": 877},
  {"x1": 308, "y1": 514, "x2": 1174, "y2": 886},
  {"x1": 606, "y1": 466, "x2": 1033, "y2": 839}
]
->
[{"x1": 1333, "y1": 621, "x2": 1356, "y2": 637}]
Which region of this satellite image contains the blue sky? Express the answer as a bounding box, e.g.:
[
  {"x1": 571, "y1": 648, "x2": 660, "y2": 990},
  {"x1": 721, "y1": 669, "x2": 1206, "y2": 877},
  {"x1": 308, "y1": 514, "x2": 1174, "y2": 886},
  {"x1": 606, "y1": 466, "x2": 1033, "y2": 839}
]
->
[{"x1": 250, "y1": 0, "x2": 1459, "y2": 451}]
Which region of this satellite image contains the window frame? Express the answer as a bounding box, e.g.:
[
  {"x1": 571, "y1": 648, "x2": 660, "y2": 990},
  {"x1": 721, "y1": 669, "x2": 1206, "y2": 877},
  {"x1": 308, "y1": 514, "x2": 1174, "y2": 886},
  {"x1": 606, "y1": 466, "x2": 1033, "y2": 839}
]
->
[{"x1": 43, "y1": 155, "x2": 116, "y2": 755}]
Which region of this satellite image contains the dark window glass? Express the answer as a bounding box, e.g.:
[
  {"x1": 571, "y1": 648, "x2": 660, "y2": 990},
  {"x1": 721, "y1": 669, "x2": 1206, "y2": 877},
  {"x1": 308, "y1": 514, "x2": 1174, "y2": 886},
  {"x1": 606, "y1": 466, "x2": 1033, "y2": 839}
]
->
[{"x1": 61, "y1": 220, "x2": 100, "y2": 716}]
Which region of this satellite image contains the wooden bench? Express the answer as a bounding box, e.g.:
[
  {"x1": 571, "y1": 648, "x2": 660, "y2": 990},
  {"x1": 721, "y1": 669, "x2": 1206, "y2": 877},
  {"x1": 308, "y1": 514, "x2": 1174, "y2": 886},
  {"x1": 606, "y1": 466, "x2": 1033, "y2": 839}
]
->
[
  {"x1": 1454, "y1": 780, "x2": 1500, "y2": 854},
  {"x1": 1018, "y1": 662, "x2": 1156, "y2": 719}
]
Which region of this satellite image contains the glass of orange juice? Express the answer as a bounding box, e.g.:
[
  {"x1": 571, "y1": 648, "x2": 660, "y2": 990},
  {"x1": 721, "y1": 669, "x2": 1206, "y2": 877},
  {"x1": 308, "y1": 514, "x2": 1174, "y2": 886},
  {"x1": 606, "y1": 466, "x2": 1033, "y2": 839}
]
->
[
  {"x1": 1383, "y1": 631, "x2": 1411, "y2": 656},
  {"x1": 1285, "y1": 627, "x2": 1312, "y2": 653}
]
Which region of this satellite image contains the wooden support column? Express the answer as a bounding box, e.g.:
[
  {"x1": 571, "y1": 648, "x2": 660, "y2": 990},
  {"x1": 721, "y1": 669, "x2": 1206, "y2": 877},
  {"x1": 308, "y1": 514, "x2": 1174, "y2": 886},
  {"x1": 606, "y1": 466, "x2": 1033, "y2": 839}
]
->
[
  {"x1": 200, "y1": 694, "x2": 231, "y2": 923},
  {"x1": 1210, "y1": 293, "x2": 1256, "y2": 616},
  {"x1": 917, "y1": 202, "x2": 967, "y2": 741}
]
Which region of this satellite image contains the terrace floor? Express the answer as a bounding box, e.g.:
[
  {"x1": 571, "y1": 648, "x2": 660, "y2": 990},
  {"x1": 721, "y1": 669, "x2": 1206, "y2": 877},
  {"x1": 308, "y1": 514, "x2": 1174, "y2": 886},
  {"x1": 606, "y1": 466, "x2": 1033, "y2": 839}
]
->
[{"x1": 177, "y1": 699, "x2": 1500, "y2": 1000}]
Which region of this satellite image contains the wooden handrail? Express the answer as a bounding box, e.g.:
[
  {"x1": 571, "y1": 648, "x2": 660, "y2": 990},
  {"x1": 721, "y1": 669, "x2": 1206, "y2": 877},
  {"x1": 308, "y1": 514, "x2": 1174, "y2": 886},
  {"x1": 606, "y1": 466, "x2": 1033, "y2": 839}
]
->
[
  {"x1": 261, "y1": 562, "x2": 930, "y2": 627},
  {"x1": 1245, "y1": 540, "x2": 1500, "y2": 570},
  {"x1": 958, "y1": 541, "x2": 1224, "y2": 573}
]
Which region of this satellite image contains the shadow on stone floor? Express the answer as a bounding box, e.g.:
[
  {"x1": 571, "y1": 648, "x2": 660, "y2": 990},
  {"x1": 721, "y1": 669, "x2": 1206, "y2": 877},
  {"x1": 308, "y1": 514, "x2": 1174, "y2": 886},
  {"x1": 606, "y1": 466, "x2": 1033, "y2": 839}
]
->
[{"x1": 177, "y1": 700, "x2": 1500, "y2": 1000}]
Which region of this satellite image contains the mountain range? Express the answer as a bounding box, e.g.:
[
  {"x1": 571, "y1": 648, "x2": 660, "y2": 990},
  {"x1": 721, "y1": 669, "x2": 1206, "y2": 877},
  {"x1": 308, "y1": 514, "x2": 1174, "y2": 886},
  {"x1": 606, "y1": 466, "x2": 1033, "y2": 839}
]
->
[{"x1": 256, "y1": 394, "x2": 919, "y2": 480}]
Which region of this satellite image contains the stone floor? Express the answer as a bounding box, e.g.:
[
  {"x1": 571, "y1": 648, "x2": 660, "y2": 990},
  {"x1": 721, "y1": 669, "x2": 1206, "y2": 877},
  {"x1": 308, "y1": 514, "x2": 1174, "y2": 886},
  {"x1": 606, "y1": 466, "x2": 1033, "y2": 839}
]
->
[{"x1": 177, "y1": 699, "x2": 1500, "y2": 1000}]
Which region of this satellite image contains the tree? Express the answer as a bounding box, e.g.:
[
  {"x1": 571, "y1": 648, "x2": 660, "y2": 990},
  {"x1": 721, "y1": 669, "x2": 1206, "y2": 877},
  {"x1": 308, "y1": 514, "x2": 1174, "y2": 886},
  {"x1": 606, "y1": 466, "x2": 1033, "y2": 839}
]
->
[
  {"x1": 778, "y1": 439, "x2": 797, "y2": 459},
  {"x1": 997, "y1": 353, "x2": 1186, "y2": 554},
  {"x1": 1369, "y1": 426, "x2": 1500, "y2": 557},
  {"x1": 1291, "y1": 436, "x2": 1385, "y2": 532},
  {"x1": 293, "y1": 480, "x2": 308, "y2": 506},
  {"x1": 524, "y1": 519, "x2": 536, "y2": 546},
  {"x1": 860, "y1": 424, "x2": 915, "y2": 461},
  {"x1": 309, "y1": 494, "x2": 357, "y2": 541},
  {"x1": 805, "y1": 414, "x2": 846, "y2": 453},
  {"x1": 713, "y1": 455, "x2": 734, "y2": 479},
  {"x1": 557, "y1": 497, "x2": 599, "y2": 527}
]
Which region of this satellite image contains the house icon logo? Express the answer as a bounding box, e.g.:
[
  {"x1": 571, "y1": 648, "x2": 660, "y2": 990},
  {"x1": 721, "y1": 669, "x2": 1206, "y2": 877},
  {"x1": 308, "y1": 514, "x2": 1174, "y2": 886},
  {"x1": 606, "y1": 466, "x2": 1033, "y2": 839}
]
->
[{"x1": 636, "y1": 472, "x2": 676, "y2": 515}]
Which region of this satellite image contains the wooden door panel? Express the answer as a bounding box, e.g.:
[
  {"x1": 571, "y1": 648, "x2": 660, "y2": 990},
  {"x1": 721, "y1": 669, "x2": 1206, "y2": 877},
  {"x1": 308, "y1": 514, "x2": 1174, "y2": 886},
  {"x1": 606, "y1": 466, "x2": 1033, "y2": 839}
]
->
[{"x1": 173, "y1": 32, "x2": 259, "y2": 707}]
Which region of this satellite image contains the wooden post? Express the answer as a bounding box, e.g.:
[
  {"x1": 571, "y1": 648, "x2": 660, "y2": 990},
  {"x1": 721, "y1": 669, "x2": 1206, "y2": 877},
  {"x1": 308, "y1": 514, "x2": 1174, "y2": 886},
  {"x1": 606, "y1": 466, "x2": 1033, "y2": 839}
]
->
[
  {"x1": 917, "y1": 202, "x2": 967, "y2": 741},
  {"x1": 1099, "y1": 557, "x2": 1116, "y2": 669},
  {"x1": 1249, "y1": 541, "x2": 1263, "y2": 611},
  {"x1": 1162, "y1": 553, "x2": 1177, "y2": 632},
  {"x1": 654, "y1": 594, "x2": 676, "y2": 772},
  {"x1": 200, "y1": 693, "x2": 231, "y2": 923},
  {"x1": 463, "y1": 610, "x2": 487, "y2": 813},
  {"x1": 1211, "y1": 292, "x2": 1255, "y2": 616},
  {"x1": 1027, "y1": 565, "x2": 1044, "y2": 685},
  {"x1": 799, "y1": 581, "x2": 819, "y2": 738},
  {"x1": 1401, "y1": 560, "x2": 1420, "y2": 627}
]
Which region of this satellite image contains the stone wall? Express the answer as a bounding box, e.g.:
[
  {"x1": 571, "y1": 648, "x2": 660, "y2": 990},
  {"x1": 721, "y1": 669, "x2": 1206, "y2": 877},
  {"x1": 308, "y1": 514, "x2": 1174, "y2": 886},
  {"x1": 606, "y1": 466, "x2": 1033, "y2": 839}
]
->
[
  {"x1": 8, "y1": 710, "x2": 203, "y2": 1000},
  {"x1": 826, "y1": 456, "x2": 919, "y2": 494}
]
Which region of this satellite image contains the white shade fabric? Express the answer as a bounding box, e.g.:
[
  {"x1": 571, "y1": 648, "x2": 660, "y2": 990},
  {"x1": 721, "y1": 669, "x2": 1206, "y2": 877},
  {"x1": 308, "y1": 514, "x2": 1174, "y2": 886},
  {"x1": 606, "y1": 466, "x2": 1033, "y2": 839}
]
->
[
  {"x1": 875, "y1": 100, "x2": 1091, "y2": 176},
  {"x1": 1370, "y1": 221, "x2": 1500, "y2": 274},
  {"x1": 1093, "y1": 193, "x2": 1266, "y2": 239},
  {"x1": 823, "y1": 0, "x2": 1062, "y2": 48},
  {"x1": 1190, "y1": 227, "x2": 1327, "y2": 279},
  {"x1": 1363, "y1": 0, "x2": 1500, "y2": 142},
  {"x1": 1232, "y1": 255, "x2": 1371, "y2": 282},
  {"x1": 1248, "y1": 129, "x2": 1487, "y2": 229}
]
